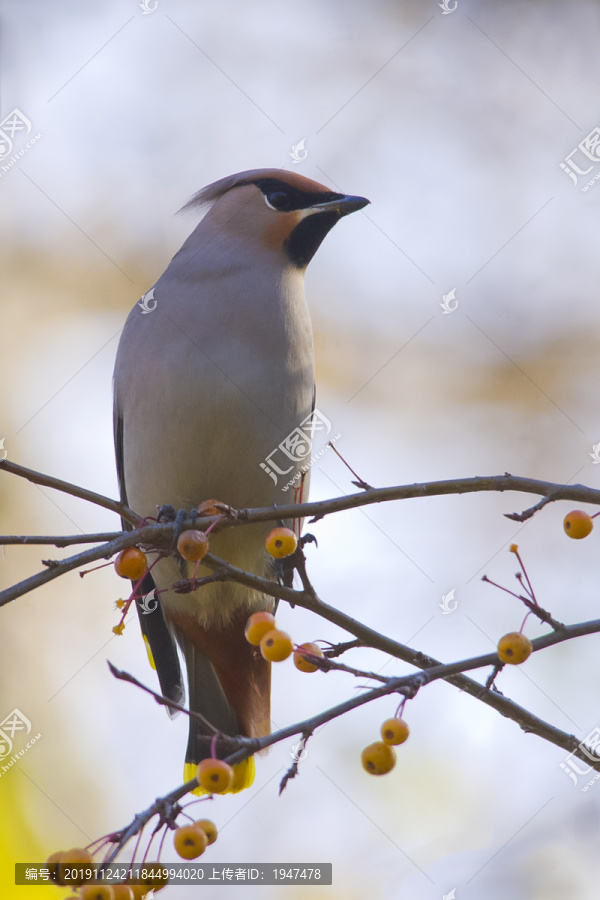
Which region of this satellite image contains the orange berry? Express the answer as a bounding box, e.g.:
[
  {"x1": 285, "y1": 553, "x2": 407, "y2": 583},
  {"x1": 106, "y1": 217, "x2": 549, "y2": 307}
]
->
[
  {"x1": 260, "y1": 628, "x2": 293, "y2": 662},
  {"x1": 194, "y1": 819, "x2": 218, "y2": 845},
  {"x1": 293, "y1": 642, "x2": 324, "y2": 673},
  {"x1": 112, "y1": 887, "x2": 135, "y2": 900},
  {"x1": 197, "y1": 758, "x2": 235, "y2": 793},
  {"x1": 196, "y1": 499, "x2": 225, "y2": 516},
  {"x1": 56, "y1": 848, "x2": 94, "y2": 886},
  {"x1": 114, "y1": 547, "x2": 148, "y2": 580},
  {"x1": 265, "y1": 527, "x2": 298, "y2": 558},
  {"x1": 245, "y1": 611, "x2": 277, "y2": 645},
  {"x1": 173, "y1": 823, "x2": 208, "y2": 860},
  {"x1": 563, "y1": 510, "x2": 593, "y2": 539},
  {"x1": 177, "y1": 529, "x2": 209, "y2": 561},
  {"x1": 361, "y1": 741, "x2": 396, "y2": 776},
  {"x1": 497, "y1": 631, "x2": 533, "y2": 665},
  {"x1": 380, "y1": 718, "x2": 410, "y2": 745}
]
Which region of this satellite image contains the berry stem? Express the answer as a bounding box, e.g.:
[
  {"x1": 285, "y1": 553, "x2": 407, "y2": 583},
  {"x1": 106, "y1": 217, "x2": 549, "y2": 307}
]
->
[
  {"x1": 130, "y1": 825, "x2": 145, "y2": 869},
  {"x1": 512, "y1": 548, "x2": 539, "y2": 607},
  {"x1": 114, "y1": 554, "x2": 161, "y2": 630},
  {"x1": 205, "y1": 518, "x2": 223, "y2": 536},
  {"x1": 79, "y1": 560, "x2": 115, "y2": 578},
  {"x1": 519, "y1": 611, "x2": 532, "y2": 633},
  {"x1": 156, "y1": 823, "x2": 169, "y2": 861},
  {"x1": 327, "y1": 441, "x2": 372, "y2": 490},
  {"x1": 395, "y1": 697, "x2": 407, "y2": 718}
]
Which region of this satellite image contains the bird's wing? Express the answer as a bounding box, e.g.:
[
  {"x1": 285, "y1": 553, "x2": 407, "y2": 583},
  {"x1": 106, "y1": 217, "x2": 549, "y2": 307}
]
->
[{"x1": 114, "y1": 404, "x2": 184, "y2": 712}]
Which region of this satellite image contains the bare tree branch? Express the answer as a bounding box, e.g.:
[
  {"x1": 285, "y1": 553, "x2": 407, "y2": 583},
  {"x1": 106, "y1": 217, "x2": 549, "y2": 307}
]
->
[{"x1": 0, "y1": 459, "x2": 139, "y2": 525}]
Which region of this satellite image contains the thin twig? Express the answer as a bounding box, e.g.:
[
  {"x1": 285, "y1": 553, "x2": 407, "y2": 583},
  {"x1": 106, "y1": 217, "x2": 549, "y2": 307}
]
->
[
  {"x1": 0, "y1": 533, "x2": 123, "y2": 546},
  {"x1": 297, "y1": 651, "x2": 389, "y2": 682},
  {"x1": 107, "y1": 662, "x2": 219, "y2": 735},
  {"x1": 0, "y1": 459, "x2": 139, "y2": 525},
  {"x1": 504, "y1": 493, "x2": 557, "y2": 522}
]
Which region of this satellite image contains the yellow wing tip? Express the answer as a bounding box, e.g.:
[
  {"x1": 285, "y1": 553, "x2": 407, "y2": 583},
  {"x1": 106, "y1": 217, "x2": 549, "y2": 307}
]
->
[
  {"x1": 142, "y1": 635, "x2": 157, "y2": 671},
  {"x1": 184, "y1": 756, "x2": 255, "y2": 795}
]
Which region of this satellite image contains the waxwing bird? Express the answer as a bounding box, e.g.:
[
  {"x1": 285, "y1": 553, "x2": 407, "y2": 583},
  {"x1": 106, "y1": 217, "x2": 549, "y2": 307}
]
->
[{"x1": 113, "y1": 168, "x2": 369, "y2": 791}]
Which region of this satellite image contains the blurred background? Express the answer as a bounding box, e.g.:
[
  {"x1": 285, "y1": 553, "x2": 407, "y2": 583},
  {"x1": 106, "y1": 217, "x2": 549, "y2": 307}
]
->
[{"x1": 2, "y1": 0, "x2": 600, "y2": 897}]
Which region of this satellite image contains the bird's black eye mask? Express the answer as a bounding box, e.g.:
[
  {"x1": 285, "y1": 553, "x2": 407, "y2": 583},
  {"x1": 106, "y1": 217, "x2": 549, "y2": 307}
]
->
[{"x1": 249, "y1": 177, "x2": 344, "y2": 212}]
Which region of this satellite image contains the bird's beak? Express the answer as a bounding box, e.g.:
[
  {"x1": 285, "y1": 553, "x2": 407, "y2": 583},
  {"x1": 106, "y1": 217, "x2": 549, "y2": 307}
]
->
[{"x1": 309, "y1": 194, "x2": 370, "y2": 217}]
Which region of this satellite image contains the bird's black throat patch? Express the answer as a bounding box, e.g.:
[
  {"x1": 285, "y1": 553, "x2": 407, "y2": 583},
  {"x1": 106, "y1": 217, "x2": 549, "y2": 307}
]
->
[{"x1": 285, "y1": 212, "x2": 340, "y2": 268}]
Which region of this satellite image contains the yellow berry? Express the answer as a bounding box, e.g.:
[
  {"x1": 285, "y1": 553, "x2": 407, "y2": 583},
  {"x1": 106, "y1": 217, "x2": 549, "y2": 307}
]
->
[
  {"x1": 56, "y1": 848, "x2": 94, "y2": 886},
  {"x1": 137, "y1": 863, "x2": 168, "y2": 891},
  {"x1": 177, "y1": 529, "x2": 209, "y2": 561},
  {"x1": 380, "y1": 718, "x2": 410, "y2": 745},
  {"x1": 194, "y1": 819, "x2": 218, "y2": 845},
  {"x1": 265, "y1": 527, "x2": 298, "y2": 558},
  {"x1": 196, "y1": 758, "x2": 235, "y2": 793},
  {"x1": 563, "y1": 510, "x2": 593, "y2": 539},
  {"x1": 497, "y1": 631, "x2": 532, "y2": 665},
  {"x1": 260, "y1": 628, "x2": 293, "y2": 662},
  {"x1": 173, "y1": 823, "x2": 208, "y2": 860},
  {"x1": 45, "y1": 851, "x2": 66, "y2": 883},
  {"x1": 79, "y1": 887, "x2": 115, "y2": 900},
  {"x1": 114, "y1": 547, "x2": 148, "y2": 580},
  {"x1": 112, "y1": 887, "x2": 135, "y2": 900},
  {"x1": 244, "y1": 611, "x2": 277, "y2": 645},
  {"x1": 293, "y1": 642, "x2": 324, "y2": 673},
  {"x1": 361, "y1": 741, "x2": 396, "y2": 776},
  {"x1": 112, "y1": 623, "x2": 125, "y2": 636}
]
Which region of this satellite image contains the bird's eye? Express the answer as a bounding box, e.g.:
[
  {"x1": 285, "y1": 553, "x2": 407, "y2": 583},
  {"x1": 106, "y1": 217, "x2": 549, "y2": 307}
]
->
[{"x1": 264, "y1": 190, "x2": 294, "y2": 212}]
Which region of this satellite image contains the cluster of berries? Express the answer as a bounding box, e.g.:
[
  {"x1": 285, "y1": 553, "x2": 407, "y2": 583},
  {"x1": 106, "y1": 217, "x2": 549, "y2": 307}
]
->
[
  {"x1": 361, "y1": 718, "x2": 410, "y2": 777},
  {"x1": 44, "y1": 846, "x2": 168, "y2": 898},
  {"x1": 244, "y1": 608, "x2": 324, "y2": 670}
]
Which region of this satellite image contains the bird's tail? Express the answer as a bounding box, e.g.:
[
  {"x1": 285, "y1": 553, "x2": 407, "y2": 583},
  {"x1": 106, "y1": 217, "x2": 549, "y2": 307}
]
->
[{"x1": 171, "y1": 607, "x2": 272, "y2": 794}]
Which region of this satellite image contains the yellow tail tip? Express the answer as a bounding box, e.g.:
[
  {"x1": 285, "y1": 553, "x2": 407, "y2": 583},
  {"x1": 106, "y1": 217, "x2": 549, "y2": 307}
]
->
[{"x1": 184, "y1": 756, "x2": 255, "y2": 795}]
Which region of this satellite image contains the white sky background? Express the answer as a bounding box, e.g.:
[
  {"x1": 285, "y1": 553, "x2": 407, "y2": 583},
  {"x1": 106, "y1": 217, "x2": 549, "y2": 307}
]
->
[{"x1": 2, "y1": 0, "x2": 600, "y2": 898}]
